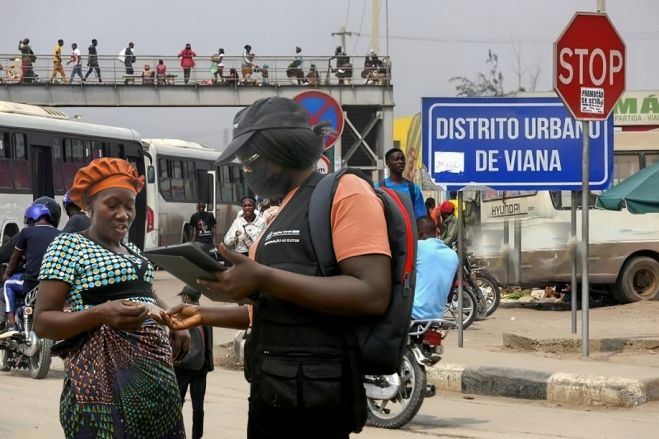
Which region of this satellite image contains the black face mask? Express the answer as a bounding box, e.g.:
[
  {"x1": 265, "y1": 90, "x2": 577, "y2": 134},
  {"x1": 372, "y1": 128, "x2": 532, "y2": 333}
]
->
[{"x1": 243, "y1": 157, "x2": 291, "y2": 200}]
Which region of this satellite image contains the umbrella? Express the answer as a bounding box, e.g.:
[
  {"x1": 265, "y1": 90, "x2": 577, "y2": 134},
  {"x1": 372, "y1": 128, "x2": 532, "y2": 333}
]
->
[{"x1": 596, "y1": 161, "x2": 659, "y2": 213}]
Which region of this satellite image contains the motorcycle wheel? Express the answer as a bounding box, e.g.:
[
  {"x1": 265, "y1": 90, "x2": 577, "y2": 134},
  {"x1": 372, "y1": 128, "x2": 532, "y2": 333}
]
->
[
  {"x1": 0, "y1": 348, "x2": 12, "y2": 371},
  {"x1": 444, "y1": 286, "x2": 478, "y2": 329},
  {"x1": 366, "y1": 349, "x2": 426, "y2": 429},
  {"x1": 476, "y1": 272, "x2": 501, "y2": 317},
  {"x1": 29, "y1": 338, "x2": 53, "y2": 379}
]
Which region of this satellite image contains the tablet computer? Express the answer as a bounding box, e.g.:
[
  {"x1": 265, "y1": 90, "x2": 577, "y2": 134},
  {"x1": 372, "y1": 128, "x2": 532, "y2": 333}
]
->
[{"x1": 143, "y1": 243, "x2": 252, "y2": 305}]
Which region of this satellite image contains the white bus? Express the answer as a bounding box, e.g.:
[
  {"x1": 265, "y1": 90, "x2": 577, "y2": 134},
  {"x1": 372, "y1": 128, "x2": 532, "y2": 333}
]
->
[
  {"x1": 0, "y1": 101, "x2": 146, "y2": 247},
  {"x1": 141, "y1": 139, "x2": 248, "y2": 250},
  {"x1": 472, "y1": 129, "x2": 659, "y2": 303}
]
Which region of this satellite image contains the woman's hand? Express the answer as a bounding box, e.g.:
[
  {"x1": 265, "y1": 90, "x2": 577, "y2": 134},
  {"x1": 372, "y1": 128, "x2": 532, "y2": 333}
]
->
[
  {"x1": 161, "y1": 304, "x2": 203, "y2": 330},
  {"x1": 169, "y1": 329, "x2": 191, "y2": 363},
  {"x1": 97, "y1": 300, "x2": 149, "y2": 331},
  {"x1": 196, "y1": 244, "x2": 265, "y2": 302}
]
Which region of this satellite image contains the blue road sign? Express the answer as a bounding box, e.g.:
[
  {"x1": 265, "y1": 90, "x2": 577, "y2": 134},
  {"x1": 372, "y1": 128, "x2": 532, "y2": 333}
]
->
[
  {"x1": 294, "y1": 90, "x2": 344, "y2": 149},
  {"x1": 422, "y1": 97, "x2": 614, "y2": 191}
]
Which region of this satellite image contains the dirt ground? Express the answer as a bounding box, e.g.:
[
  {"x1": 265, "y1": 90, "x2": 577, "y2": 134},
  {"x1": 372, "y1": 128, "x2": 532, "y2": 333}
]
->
[{"x1": 458, "y1": 300, "x2": 659, "y2": 366}]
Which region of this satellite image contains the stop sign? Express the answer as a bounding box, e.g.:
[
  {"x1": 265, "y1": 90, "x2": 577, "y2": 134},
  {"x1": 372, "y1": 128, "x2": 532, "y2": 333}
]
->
[{"x1": 553, "y1": 12, "x2": 625, "y2": 120}]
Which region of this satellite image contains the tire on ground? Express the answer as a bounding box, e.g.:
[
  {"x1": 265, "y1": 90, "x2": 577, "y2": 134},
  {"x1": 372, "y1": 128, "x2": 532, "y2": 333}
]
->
[{"x1": 615, "y1": 256, "x2": 659, "y2": 303}]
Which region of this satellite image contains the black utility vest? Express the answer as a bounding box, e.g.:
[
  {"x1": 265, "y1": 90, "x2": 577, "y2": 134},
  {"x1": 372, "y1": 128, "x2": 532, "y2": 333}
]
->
[{"x1": 247, "y1": 173, "x2": 346, "y2": 371}]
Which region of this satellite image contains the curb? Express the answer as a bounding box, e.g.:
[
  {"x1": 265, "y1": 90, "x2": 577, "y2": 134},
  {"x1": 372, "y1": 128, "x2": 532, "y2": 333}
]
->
[{"x1": 427, "y1": 363, "x2": 659, "y2": 408}]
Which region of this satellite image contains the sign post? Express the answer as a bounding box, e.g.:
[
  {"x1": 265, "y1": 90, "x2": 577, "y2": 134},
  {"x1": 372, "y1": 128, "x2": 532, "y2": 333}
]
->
[
  {"x1": 422, "y1": 96, "x2": 614, "y2": 347},
  {"x1": 554, "y1": 12, "x2": 625, "y2": 357}
]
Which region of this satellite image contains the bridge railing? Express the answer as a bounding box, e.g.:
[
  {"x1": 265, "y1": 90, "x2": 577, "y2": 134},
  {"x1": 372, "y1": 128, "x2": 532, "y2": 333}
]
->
[{"x1": 0, "y1": 54, "x2": 392, "y2": 87}]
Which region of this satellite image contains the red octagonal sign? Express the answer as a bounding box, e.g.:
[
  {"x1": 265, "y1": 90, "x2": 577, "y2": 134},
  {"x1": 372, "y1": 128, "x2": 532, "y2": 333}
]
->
[{"x1": 554, "y1": 12, "x2": 626, "y2": 121}]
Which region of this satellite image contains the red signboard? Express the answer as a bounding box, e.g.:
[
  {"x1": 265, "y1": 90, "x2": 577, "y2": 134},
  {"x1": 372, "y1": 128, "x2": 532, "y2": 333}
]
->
[{"x1": 553, "y1": 12, "x2": 625, "y2": 121}]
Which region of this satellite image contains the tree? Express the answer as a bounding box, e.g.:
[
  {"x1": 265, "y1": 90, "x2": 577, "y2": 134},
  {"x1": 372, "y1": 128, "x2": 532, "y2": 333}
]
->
[{"x1": 450, "y1": 50, "x2": 504, "y2": 97}]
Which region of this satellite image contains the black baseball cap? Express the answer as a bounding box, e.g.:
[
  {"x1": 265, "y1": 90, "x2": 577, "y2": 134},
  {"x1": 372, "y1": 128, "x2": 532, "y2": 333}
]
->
[
  {"x1": 215, "y1": 97, "x2": 311, "y2": 164},
  {"x1": 179, "y1": 285, "x2": 201, "y2": 301}
]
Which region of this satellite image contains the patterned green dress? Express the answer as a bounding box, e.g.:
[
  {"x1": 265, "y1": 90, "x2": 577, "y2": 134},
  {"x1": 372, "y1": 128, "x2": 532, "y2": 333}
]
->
[{"x1": 39, "y1": 233, "x2": 185, "y2": 439}]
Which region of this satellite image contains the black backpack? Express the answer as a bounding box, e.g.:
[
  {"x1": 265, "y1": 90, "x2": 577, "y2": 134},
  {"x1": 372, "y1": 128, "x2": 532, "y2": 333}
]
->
[{"x1": 309, "y1": 168, "x2": 417, "y2": 375}]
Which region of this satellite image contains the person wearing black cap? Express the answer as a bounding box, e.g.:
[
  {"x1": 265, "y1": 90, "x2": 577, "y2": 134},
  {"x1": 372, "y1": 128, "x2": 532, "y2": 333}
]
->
[
  {"x1": 162, "y1": 96, "x2": 392, "y2": 438},
  {"x1": 174, "y1": 286, "x2": 213, "y2": 439}
]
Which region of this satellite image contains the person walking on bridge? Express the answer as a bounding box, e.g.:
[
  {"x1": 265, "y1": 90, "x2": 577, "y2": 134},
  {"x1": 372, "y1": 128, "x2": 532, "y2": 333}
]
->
[
  {"x1": 84, "y1": 39, "x2": 101, "y2": 82},
  {"x1": 67, "y1": 43, "x2": 84, "y2": 83},
  {"x1": 178, "y1": 43, "x2": 197, "y2": 84},
  {"x1": 51, "y1": 39, "x2": 67, "y2": 83}
]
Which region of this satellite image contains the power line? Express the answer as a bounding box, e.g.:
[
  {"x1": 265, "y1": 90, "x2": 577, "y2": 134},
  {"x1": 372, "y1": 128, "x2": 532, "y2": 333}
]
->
[{"x1": 359, "y1": 31, "x2": 659, "y2": 45}]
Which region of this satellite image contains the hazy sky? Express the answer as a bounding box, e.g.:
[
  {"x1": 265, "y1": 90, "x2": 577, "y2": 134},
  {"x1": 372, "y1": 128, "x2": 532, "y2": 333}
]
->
[{"x1": 2, "y1": 0, "x2": 658, "y2": 148}]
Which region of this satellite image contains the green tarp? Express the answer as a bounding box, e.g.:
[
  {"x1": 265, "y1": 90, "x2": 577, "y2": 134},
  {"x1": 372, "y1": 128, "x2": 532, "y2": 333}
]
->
[{"x1": 596, "y1": 161, "x2": 659, "y2": 214}]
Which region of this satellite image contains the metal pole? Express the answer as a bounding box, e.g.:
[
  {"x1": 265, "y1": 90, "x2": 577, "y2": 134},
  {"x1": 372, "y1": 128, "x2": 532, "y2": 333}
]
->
[
  {"x1": 597, "y1": 0, "x2": 606, "y2": 13},
  {"x1": 514, "y1": 218, "x2": 522, "y2": 285},
  {"x1": 503, "y1": 218, "x2": 510, "y2": 285},
  {"x1": 457, "y1": 191, "x2": 464, "y2": 348},
  {"x1": 581, "y1": 121, "x2": 590, "y2": 357},
  {"x1": 571, "y1": 191, "x2": 578, "y2": 334}
]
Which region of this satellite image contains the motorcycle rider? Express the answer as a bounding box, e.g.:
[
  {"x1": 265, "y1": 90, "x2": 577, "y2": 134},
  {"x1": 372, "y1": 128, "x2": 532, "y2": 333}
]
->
[
  {"x1": 413, "y1": 216, "x2": 459, "y2": 321},
  {"x1": 413, "y1": 216, "x2": 459, "y2": 397},
  {"x1": 61, "y1": 191, "x2": 91, "y2": 233},
  {"x1": 1, "y1": 202, "x2": 61, "y2": 334},
  {"x1": 438, "y1": 200, "x2": 458, "y2": 249}
]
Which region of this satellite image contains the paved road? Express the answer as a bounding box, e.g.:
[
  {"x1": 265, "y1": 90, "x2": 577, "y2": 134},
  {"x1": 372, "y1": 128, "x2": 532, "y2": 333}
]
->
[
  {"x1": 3, "y1": 272, "x2": 659, "y2": 438},
  {"x1": 2, "y1": 364, "x2": 659, "y2": 438}
]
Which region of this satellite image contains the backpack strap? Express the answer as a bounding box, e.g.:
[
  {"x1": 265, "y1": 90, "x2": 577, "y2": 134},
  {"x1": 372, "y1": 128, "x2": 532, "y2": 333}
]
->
[{"x1": 308, "y1": 168, "x2": 349, "y2": 277}]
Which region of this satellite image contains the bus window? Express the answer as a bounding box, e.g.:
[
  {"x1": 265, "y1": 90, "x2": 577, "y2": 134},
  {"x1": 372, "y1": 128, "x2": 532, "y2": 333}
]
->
[
  {"x1": 14, "y1": 133, "x2": 27, "y2": 160},
  {"x1": 614, "y1": 154, "x2": 640, "y2": 185},
  {"x1": 230, "y1": 165, "x2": 243, "y2": 202},
  {"x1": 89, "y1": 140, "x2": 103, "y2": 159},
  {"x1": 183, "y1": 161, "x2": 197, "y2": 201},
  {"x1": 645, "y1": 153, "x2": 659, "y2": 168},
  {"x1": 12, "y1": 133, "x2": 30, "y2": 190},
  {"x1": 52, "y1": 137, "x2": 65, "y2": 193},
  {"x1": 158, "y1": 158, "x2": 171, "y2": 200},
  {"x1": 0, "y1": 132, "x2": 12, "y2": 189},
  {"x1": 219, "y1": 166, "x2": 233, "y2": 202},
  {"x1": 549, "y1": 191, "x2": 599, "y2": 210},
  {"x1": 483, "y1": 190, "x2": 537, "y2": 201},
  {"x1": 170, "y1": 160, "x2": 184, "y2": 201},
  {"x1": 108, "y1": 143, "x2": 124, "y2": 159}
]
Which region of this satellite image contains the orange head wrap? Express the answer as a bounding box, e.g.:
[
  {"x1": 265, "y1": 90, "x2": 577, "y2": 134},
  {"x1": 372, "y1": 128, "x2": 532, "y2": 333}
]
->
[{"x1": 68, "y1": 158, "x2": 145, "y2": 208}]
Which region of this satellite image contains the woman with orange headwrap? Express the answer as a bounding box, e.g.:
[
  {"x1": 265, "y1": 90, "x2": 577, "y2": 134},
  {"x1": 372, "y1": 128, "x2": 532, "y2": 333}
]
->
[{"x1": 34, "y1": 158, "x2": 188, "y2": 439}]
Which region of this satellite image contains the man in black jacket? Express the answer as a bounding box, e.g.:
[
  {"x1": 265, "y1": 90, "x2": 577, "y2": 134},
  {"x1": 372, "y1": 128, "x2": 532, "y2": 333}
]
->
[
  {"x1": 84, "y1": 39, "x2": 101, "y2": 82},
  {"x1": 174, "y1": 286, "x2": 214, "y2": 439}
]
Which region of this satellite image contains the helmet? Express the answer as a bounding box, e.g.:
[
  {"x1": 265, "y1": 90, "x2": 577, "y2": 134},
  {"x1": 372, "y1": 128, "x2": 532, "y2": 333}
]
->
[
  {"x1": 33, "y1": 196, "x2": 62, "y2": 227},
  {"x1": 24, "y1": 203, "x2": 51, "y2": 224},
  {"x1": 439, "y1": 200, "x2": 455, "y2": 215}
]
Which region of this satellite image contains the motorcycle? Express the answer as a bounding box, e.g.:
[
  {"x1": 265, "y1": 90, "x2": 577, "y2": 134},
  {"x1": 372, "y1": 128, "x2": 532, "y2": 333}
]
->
[
  {"x1": 466, "y1": 252, "x2": 501, "y2": 317},
  {"x1": 365, "y1": 318, "x2": 455, "y2": 429},
  {"x1": 0, "y1": 287, "x2": 53, "y2": 379},
  {"x1": 444, "y1": 282, "x2": 478, "y2": 329}
]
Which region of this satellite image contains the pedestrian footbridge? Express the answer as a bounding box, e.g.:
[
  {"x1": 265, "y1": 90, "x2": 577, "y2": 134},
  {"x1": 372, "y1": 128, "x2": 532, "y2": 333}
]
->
[{"x1": 0, "y1": 54, "x2": 394, "y2": 175}]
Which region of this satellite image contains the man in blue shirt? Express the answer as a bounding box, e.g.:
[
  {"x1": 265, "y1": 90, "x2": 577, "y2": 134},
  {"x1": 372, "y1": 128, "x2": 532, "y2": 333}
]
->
[
  {"x1": 376, "y1": 148, "x2": 427, "y2": 219},
  {"x1": 412, "y1": 217, "x2": 459, "y2": 321}
]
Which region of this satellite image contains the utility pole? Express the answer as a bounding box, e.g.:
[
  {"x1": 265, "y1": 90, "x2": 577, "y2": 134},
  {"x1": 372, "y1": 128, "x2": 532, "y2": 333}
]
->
[{"x1": 331, "y1": 27, "x2": 355, "y2": 51}]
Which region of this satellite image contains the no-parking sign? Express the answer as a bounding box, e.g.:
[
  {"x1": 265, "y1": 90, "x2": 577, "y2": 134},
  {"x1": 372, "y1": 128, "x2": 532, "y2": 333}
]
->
[{"x1": 294, "y1": 90, "x2": 344, "y2": 150}]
